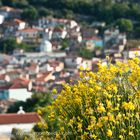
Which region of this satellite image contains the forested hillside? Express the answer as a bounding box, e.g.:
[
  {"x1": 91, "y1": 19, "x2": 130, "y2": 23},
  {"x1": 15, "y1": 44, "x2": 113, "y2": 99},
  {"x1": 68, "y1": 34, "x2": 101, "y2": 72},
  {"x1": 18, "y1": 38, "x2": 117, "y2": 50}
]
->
[
  {"x1": 1, "y1": 0, "x2": 140, "y2": 23},
  {"x1": 0, "y1": 0, "x2": 139, "y2": 38}
]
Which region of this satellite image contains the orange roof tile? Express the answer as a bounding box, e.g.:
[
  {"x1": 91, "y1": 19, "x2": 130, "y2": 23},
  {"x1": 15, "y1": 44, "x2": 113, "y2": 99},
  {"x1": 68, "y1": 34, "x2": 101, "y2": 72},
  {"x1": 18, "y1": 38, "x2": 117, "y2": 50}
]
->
[
  {"x1": 0, "y1": 74, "x2": 6, "y2": 80},
  {"x1": 0, "y1": 6, "x2": 14, "y2": 11},
  {"x1": 36, "y1": 72, "x2": 52, "y2": 82},
  {"x1": 129, "y1": 48, "x2": 140, "y2": 51},
  {"x1": 0, "y1": 113, "x2": 41, "y2": 124},
  {"x1": 84, "y1": 36, "x2": 102, "y2": 41},
  {"x1": 14, "y1": 19, "x2": 25, "y2": 24},
  {"x1": 17, "y1": 28, "x2": 42, "y2": 33}
]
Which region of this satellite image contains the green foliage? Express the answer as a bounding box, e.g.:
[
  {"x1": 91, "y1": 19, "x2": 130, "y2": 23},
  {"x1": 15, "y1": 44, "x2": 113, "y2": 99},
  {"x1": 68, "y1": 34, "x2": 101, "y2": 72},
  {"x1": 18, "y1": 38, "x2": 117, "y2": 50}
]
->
[
  {"x1": 116, "y1": 18, "x2": 133, "y2": 32},
  {"x1": 0, "y1": 38, "x2": 33, "y2": 54},
  {"x1": 0, "y1": 38, "x2": 17, "y2": 54},
  {"x1": 38, "y1": 7, "x2": 54, "y2": 17},
  {"x1": 60, "y1": 39, "x2": 69, "y2": 50},
  {"x1": 21, "y1": 7, "x2": 38, "y2": 21},
  {"x1": 1, "y1": 0, "x2": 28, "y2": 7},
  {"x1": 11, "y1": 128, "x2": 35, "y2": 140},
  {"x1": 112, "y1": 3, "x2": 129, "y2": 19},
  {"x1": 7, "y1": 93, "x2": 52, "y2": 113},
  {"x1": 79, "y1": 47, "x2": 93, "y2": 59}
]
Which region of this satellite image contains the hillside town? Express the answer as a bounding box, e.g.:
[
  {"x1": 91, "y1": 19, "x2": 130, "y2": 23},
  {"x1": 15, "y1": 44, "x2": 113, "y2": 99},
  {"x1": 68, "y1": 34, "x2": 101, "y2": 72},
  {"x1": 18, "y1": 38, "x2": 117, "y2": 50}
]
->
[
  {"x1": 0, "y1": 5, "x2": 140, "y2": 139},
  {"x1": 0, "y1": 6, "x2": 138, "y2": 107}
]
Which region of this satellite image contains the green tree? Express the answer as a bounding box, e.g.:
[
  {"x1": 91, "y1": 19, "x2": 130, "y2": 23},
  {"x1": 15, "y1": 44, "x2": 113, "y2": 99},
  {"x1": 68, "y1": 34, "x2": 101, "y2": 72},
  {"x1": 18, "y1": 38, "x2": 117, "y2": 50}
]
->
[
  {"x1": 21, "y1": 7, "x2": 38, "y2": 21},
  {"x1": 79, "y1": 47, "x2": 93, "y2": 59},
  {"x1": 116, "y1": 18, "x2": 133, "y2": 32},
  {"x1": 7, "y1": 93, "x2": 52, "y2": 113},
  {"x1": 38, "y1": 7, "x2": 53, "y2": 17},
  {"x1": 60, "y1": 39, "x2": 69, "y2": 50},
  {"x1": 0, "y1": 38, "x2": 33, "y2": 54},
  {"x1": 112, "y1": 3, "x2": 129, "y2": 19},
  {"x1": 0, "y1": 38, "x2": 17, "y2": 54}
]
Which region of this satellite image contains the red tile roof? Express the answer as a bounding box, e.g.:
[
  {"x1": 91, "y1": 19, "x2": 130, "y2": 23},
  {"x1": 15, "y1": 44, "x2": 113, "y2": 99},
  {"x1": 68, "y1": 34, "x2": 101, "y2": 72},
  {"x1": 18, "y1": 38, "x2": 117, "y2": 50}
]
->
[
  {"x1": 0, "y1": 113, "x2": 41, "y2": 124},
  {"x1": 17, "y1": 28, "x2": 41, "y2": 33},
  {"x1": 129, "y1": 48, "x2": 140, "y2": 51},
  {"x1": 84, "y1": 36, "x2": 102, "y2": 41},
  {"x1": 14, "y1": 19, "x2": 25, "y2": 24},
  {"x1": 0, "y1": 85, "x2": 11, "y2": 90},
  {"x1": 0, "y1": 78, "x2": 30, "y2": 90},
  {"x1": 48, "y1": 60, "x2": 61, "y2": 68},
  {"x1": 25, "y1": 63, "x2": 38, "y2": 71},
  {"x1": 6, "y1": 70, "x2": 21, "y2": 75},
  {"x1": 53, "y1": 27, "x2": 64, "y2": 32},
  {"x1": 0, "y1": 74, "x2": 6, "y2": 80},
  {"x1": 36, "y1": 72, "x2": 52, "y2": 82},
  {"x1": 10, "y1": 78, "x2": 30, "y2": 89},
  {"x1": 0, "y1": 6, "x2": 14, "y2": 11}
]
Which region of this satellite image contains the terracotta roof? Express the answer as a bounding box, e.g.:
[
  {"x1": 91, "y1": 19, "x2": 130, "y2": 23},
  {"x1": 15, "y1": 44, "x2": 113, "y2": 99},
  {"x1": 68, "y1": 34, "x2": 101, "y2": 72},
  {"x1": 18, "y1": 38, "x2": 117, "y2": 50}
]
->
[
  {"x1": 6, "y1": 70, "x2": 21, "y2": 75},
  {"x1": 36, "y1": 72, "x2": 52, "y2": 82},
  {"x1": 0, "y1": 85, "x2": 11, "y2": 90},
  {"x1": 129, "y1": 48, "x2": 140, "y2": 51},
  {"x1": 14, "y1": 19, "x2": 25, "y2": 24},
  {"x1": 48, "y1": 60, "x2": 61, "y2": 68},
  {"x1": 10, "y1": 83, "x2": 27, "y2": 89},
  {"x1": 53, "y1": 27, "x2": 64, "y2": 32},
  {"x1": 0, "y1": 6, "x2": 14, "y2": 11},
  {"x1": 26, "y1": 63, "x2": 38, "y2": 71},
  {"x1": 0, "y1": 113, "x2": 41, "y2": 124},
  {"x1": 84, "y1": 36, "x2": 102, "y2": 41},
  {"x1": 0, "y1": 78, "x2": 30, "y2": 90},
  {"x1": 10, "y1": 78, "x2": 30, "y2": 89},
  {"x1": 0, "y1": 74, "x2": 6, "y2": 80},
  {"x1": 0, "y1": 6, "x2": 22, "y2": 12},
  {"x1": 17, "y1": 28, "x2": 41, "y2": 33}
]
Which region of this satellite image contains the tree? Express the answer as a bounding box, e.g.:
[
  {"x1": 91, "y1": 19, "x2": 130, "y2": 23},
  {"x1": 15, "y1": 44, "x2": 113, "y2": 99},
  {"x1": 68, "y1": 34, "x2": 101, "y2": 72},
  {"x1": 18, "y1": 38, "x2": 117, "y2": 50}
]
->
[
  {"x1": 11, "y1": 128, "x2": 35, "y2": 140},
  {"x1": 116, "y1": 18, "x2": 133, "y2": 32},
  {"x1": 0, "y1": 38, "x2": 33, "y2": 54},
  {"x1": 21, "y1": 7, "x2": 38, "y2": 21},
  {"x1": 134, "y1": 26, "x2": 140, "y2": 38},
  {"x1": 7, "y1": 93, "x2": 52, "y2": 113},
  {"x1": 79, "y1": 47, "x2": 93, "y2": 59},
  {"x1": 112, "y1": 3, "x2": 129, "y2": 19},
  {"x1": 60, "y1": 39, "x2": 69, "y2": 50},
  {"x1": 0, "y1": 38, "x2": 17, "y2": 54},
  {"x1": 1, "y1": 0, "x2": 28, "y2": 7}
]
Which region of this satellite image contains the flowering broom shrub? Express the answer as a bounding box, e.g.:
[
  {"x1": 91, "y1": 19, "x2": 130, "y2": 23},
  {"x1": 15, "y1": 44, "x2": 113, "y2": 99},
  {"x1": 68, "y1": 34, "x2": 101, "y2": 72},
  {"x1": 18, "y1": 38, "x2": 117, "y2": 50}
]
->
[{"x1": 35, "y1": 58, "x2": 140, "y2": 140}]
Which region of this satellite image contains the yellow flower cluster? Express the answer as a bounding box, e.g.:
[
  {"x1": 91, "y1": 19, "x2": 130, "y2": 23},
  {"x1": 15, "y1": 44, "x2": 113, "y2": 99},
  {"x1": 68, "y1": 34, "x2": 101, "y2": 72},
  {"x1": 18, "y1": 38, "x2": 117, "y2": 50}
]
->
[{"x1": 37, "y1": 58, "x2": 140, "y2": 140}]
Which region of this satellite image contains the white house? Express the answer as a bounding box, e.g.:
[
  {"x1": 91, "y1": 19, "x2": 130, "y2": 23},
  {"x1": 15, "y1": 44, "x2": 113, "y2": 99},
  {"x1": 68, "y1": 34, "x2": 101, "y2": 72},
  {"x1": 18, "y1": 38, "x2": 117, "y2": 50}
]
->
[
  {"x1": 14, "y1": 19, "x2": 26, "y2": 30},
  {"x1": 128, "y1": 48, "x2": 140, "y2": 58},
  {"x1": 16, "y1": 28, "x2": 43, "y2": 44},
  {"x1": 52, "y1": 27, "x2": 67, "y2": 39},
  {"x1": 104, "y1": 28, "x2": 120, "y2": 43},
  {"x1": 78, "y1": 59, "x2": 92, "y2": 70},
  {"x1": 38, "y1": 17, "x2": 78, "y2": 29},
  {"x1": 0, "y1": 78, "x2": 32, "y2": 101},
  {"x1": 47, "y1": 60, "x2": 64, "y2": 72},
  {"x1": 0, "y1": 112, "x2": 41, "y2": 137},
  {"x1": 0, "y1": 6, "x2": 22, "y2": 19},
  {"x1": 0, "y1": 14, "x2": 4, "y2": 24},
  {"x1": 64, "y1": 56, "x2": 83, "y2": 68},
  {"x1": 40, "y1": 40, "x2": 52, "y2": 53}
]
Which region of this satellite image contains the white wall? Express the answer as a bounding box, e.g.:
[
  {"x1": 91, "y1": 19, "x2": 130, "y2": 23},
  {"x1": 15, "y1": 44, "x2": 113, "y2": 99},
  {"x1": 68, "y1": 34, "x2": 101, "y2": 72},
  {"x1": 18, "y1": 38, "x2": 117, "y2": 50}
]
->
[
  {"x1": 9, "y1": 89, "x2": 32, "y2": 101},
  {"x1": 0, "y1": 15, "x2": 4, "y2": 24},
  {"x1": 18, "y1": 22, "x2": 26, "y2": 30},
  {"x1": 0, "y1": 123, "x2": 35, "y2": 135},
  {"x1": 129, "y1": 51, "x2": 140, "y2": 58}
]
